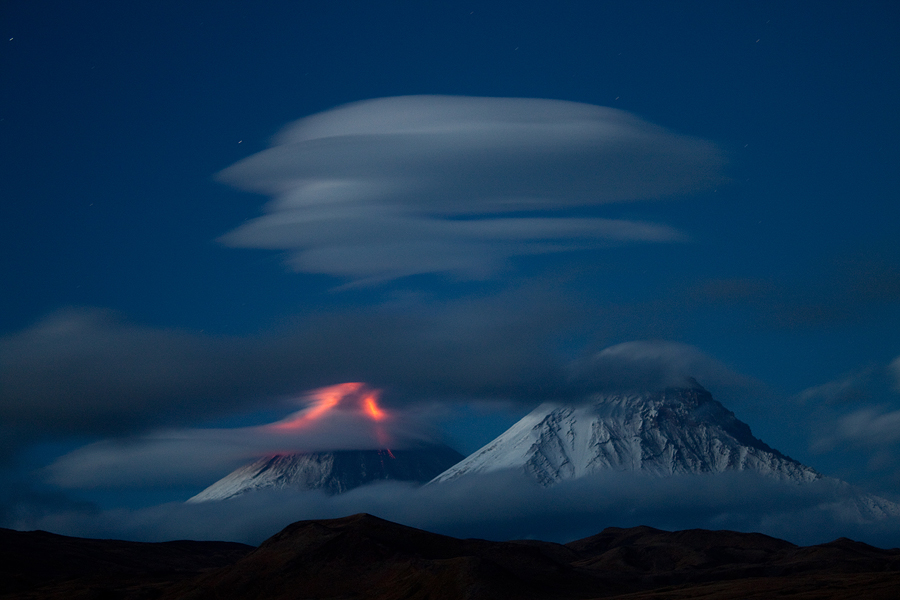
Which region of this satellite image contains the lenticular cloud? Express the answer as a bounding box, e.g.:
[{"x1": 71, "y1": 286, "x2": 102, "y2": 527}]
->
[{"x1": 219, "y1": 96, "x2": 725, "y2": 283}]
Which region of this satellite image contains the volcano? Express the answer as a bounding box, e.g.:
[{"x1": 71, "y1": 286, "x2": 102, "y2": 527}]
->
[
  {"x1": 432, "y1": 381, "x2": 823, "y2": 486},
  {"x1": 188, "y1": 445, "x2": 464, "y2": 502},
  {"x1": 429, "y1": 381, "x2": 900, "y2": 519},
  {"x1": 189, "y1": 382, "x2": 465, "y2": 502}
]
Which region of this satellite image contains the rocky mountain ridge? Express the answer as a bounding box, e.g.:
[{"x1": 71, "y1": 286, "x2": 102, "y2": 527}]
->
[
  {"x1": 189, "y1": 445, "x2": 464, "y2": 502},
  {"x1": 433, "y1": 384, "x2": 823, "y2": 485},
  {"x1": 6, "y1": 514, "x2": 900, "y2": 599}
]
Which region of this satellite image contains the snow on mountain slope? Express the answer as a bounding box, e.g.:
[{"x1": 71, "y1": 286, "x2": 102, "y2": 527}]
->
[
  {"x1": 189, "y1": 445, "x2": 463, "y2": 502},
  {"x1": 431, "y1": 381, "x2": 900, "y2": 520},
  {"x1": 433, "y1": 383, "x2": 821, "y2": 486}
]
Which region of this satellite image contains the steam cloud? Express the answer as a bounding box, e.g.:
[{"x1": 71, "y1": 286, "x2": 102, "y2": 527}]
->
[
  {"x1": 219, "y1": 96, "x2": 725, "y2": 284},
  {"x1": 43, "y1": 384, "x2": 439, "y2": 489}
]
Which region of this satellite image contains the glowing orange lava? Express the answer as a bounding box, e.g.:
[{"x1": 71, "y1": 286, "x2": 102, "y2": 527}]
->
[
  {"x1": 269, "y1": 382, "x2": 389, "y2": 431},
  {"x1": 363, "y1": 394, "x2": 386, "y2": 421}
]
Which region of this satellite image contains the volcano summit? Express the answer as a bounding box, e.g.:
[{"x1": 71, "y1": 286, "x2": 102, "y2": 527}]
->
[
  {"x1": 433, "y1": 380, "x2": 821, "y2": 485},
  {"x1": 430, "y1": 380, "x2": 900, "y2": 520},
  {"x1": 189, "y1": 446, "x2": 464, "y2": 502},
  {"x1": 188, "y1": 381, "x2": 465, "y2": 502}
]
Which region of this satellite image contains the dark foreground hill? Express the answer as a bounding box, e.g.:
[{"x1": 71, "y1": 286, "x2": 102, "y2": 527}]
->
[
  {"x1": 4, "y1": 515, "x2": 900, "y2": 600},
  {"x1": 0, "y1": 527, "x2": 252, "y2": 599}
]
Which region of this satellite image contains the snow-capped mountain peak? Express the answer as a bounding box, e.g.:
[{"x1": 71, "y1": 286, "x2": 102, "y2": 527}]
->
[
  {"x1": 189, "y1": 445, "x2": 464, "y2": 502},
  {"x1": 433, "y1": 384, "x2": 821, "y2": 486}
]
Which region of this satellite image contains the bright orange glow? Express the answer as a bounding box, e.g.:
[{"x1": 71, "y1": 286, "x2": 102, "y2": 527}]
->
[
  {"x1": 270, "y1": 382, "x2": 364, "y2": 431},
  {"x1": 363, "y1": 394, "x2": 385, "y2": 421},
  {"x1": 268, "y1": 382, "x2": 390, "y2": 432}
]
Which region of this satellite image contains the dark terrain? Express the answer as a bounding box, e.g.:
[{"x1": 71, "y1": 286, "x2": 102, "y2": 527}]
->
[
  {"x1": 3, "y1": 514, "x2": 899, "y2": 599},
  {"x1": 0, "y1": 527, "x2": 252, "y2": 599}
]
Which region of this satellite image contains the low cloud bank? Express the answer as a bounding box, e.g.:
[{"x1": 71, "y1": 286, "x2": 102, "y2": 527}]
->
[
  {"x1": 1, "y1": 306, "x2": 752, "y2": 461},
  {"x1": 219, "y1": 95, "x2": 724, "y2": 284},
  {"x1": 0, "y1": 304, "x2": 563, "y2": 457},
  {"x1": 33, "y1": 338, "x2": 758, "y2": 493},
  {"x1": 798, "y1": 361, "x2": 900, "y2": 491},
  {"x1": 43, "y1": 408, "x2": 439, "y2": 489},
  {"x1": 8, "y1": 470, "x2": 900, "y2": 549}
]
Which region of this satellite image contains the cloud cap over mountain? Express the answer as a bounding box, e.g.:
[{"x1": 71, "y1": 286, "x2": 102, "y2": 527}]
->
[{"x1": 218, "y1": 96, "x2": 725, "y2": 283}]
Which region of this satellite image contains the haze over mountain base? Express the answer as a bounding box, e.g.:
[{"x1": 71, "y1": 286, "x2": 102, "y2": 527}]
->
[
  {"x1": 16, "y1": 382, "x2": 899, "y2": 549},
  {"x1": 182, "y1": 382, "x2": 900, "y2": 533},
  {"x1": 431, "y1": 383, "x2": 900, "y2": 522}
]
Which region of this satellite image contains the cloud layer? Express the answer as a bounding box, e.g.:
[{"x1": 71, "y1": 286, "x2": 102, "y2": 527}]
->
[
  {"x1": 0, "y1": 304, "x2": 564, "y2": 457},
  {"x1": 9, "y1": 470, "x2": 900, "y2": 549},
  {"x1": 219, "y1": 96, "x2": 724, "y2": 283},
  {"x1": 43, "y1": 394, "x2": 441, "y2": 489},
  {"x1": 2, "y1": 305, "x2": 753, "y2": 461},
  {"x1": 568, "y1": 340, "x2": 754, "y2": 396}
]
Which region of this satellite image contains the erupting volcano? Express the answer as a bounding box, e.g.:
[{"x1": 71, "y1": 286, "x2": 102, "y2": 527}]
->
[
  {"x1": 188, "y1": 383, "x2": 464, "y2": 502},
  {"x1": 267, "y1": 382, "x2": 395, "y2": 449},
  {"x1": 269, "y1": 382, "x2": 387, "y2": 431}
]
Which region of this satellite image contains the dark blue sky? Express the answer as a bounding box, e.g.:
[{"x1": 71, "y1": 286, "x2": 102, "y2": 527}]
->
[{"x1": 2, "y1": 1, "x2": 900, "y2": 543}]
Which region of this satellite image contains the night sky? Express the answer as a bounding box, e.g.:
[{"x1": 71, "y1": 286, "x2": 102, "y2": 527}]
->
[{"x1": 2, "y1": 1, "x2": 900, "y2": 545}]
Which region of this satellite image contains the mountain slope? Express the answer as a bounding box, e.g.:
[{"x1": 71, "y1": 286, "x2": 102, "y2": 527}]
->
[
  {"x1": 189, "y1": 445, "x2": 464, "y2": 502},
  {"x1": 4, "y1": 515, "x2": 900, "y2": 599},
  {"x1": 0, "y1": 527, "x2": 251, "y2": 598},
  {"x1": 158, "y1": 514, "x2": 900, "y2": 600},
  {"x1": 433, "y1": 383, "x2": 820, "y2": 486}
]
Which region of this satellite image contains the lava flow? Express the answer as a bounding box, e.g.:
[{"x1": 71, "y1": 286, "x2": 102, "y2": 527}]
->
[
  {"x1": 270, "y1": 382, "x2": 390, "y2": 433},
  {"x1": 363, "y1": 393, "x2": 386, "y2": 421}
]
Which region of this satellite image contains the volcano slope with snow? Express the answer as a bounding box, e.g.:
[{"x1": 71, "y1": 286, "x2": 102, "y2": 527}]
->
[
  {"x1": 430, "y1": 381, "x2": 900, "y2": 519},
  {"x1": 433, "y1": 382, "x2": 819, "y2": 485},
  {"x1": 189, "y1": 445, "x2": 464, "y2": 502}
]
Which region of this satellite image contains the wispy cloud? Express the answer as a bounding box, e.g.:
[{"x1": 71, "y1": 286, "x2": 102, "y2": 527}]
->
[
  {"x1": 43, "y1": 385, "x2": 440, "y2": 490},
  {"x1": 566, "y1": 340, "x2": 758, "y2": 407},
  {"x1": 0, "y1": 303, "x2": 567, "y2": 457},
  {"x1": 219, "y1": 96, "x2": 724, "y2": 284},
  {"x1": 801, "y1": 360, "x2": 900, "y2": 488},
  {"x1": 35, "y1": 338, "x2": 768, "y2": 497},
  {"x1": 11, "y1": 471, "x2": 900, "y2": 548},
  {"x1": 796, "y1": 369, "x2": 876, "y2": 405},
  {"x1": 890, "y1": 356, "x2": 900, "y2": 391},
  {"x1": 5, "y1": 303, "x2": 761, "y2": 461},
  {"x1": 827, "y1": 407, "x2": 900, "y2": 448}
]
